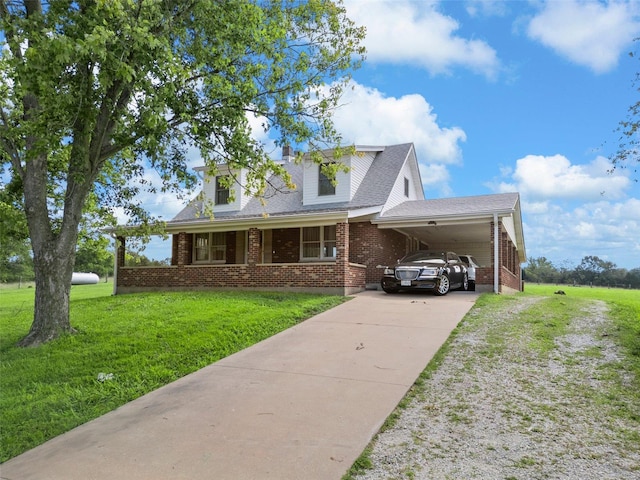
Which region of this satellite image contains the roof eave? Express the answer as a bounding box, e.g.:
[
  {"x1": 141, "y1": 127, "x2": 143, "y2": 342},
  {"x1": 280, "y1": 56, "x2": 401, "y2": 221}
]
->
[
  {"x1": 373, "y1": 209, "x2": 516, "y2": 227},
  {"x1": 164, "y1": 210, "x2": 354, "y2": 233}
]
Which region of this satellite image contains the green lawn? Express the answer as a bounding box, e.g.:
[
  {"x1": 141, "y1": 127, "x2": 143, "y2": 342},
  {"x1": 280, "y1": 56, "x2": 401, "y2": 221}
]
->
[
  {"x1": 0, "y1": 283, "x2": 347, "y2": 462},
  {"x1": 524, "y1": 283, "x2": 640, "y2": 360}
]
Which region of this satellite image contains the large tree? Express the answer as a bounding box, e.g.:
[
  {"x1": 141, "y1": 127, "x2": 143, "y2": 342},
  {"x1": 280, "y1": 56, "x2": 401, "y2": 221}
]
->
[{"x1": 0, "y1": 0, "x2": 365, "y2": 346}]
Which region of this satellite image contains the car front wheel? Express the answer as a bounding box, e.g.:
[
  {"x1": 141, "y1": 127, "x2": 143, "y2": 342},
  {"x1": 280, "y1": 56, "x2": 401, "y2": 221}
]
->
[
  {"x1": 381, "y1": 283, "x2": 399, "y2": 294},
  {"x1": 435, "y1": 274, "x2": 450, "y2": 296}
]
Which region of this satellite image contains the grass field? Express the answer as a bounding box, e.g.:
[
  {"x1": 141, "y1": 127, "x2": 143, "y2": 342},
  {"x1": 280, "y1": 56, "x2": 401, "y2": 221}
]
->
[
  {"x1": 0, "y1": 283, "x2": 347, "y2": 462},
  {"x1": 523, "y1": 283, "x2": 640, "y2": 361}
]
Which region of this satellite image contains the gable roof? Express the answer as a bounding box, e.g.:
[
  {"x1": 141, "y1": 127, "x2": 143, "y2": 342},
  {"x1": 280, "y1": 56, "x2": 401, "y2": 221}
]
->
[{"x1": 168, "y1": 143, "x2": 415, "y2": 225}]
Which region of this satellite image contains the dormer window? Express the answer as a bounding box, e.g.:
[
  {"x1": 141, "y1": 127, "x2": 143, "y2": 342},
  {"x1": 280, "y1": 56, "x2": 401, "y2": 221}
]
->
[
  {"x1": 318, "y1": 163, "x2": 336, "y2": 196},
  {"x1": 215, "y1": 176, "x2": 230, "y2": 205}
]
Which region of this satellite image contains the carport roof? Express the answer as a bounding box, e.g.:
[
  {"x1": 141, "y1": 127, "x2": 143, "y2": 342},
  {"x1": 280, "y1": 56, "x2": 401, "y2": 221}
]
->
[
  {"x1": 374, "y1": 192, "x2": 526, "y2": 262},
  {"x1": 379, "y1": 192, "x2": 520, "y2": 220}
]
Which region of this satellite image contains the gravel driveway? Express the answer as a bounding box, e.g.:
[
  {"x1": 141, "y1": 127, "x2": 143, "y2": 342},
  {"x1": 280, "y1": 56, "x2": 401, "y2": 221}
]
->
[{"x1": 352, "y1": 295, "x2": 640, "y2": 480}]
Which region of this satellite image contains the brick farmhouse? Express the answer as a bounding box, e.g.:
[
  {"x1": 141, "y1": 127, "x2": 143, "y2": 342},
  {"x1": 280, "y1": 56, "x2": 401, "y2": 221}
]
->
[{"x1": 115, "y1": 143, "x2": 526, "y2": 295}]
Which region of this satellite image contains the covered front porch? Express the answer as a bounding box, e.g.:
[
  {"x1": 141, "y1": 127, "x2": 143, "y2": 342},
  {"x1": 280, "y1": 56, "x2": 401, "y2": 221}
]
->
[{"x1": 115, "y1": 224, "x2": 368, "y2": 295}]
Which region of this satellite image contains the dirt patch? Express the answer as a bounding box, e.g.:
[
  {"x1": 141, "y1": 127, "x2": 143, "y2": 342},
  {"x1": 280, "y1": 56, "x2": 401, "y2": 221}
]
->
[{"x1": 353, "y1": 296, "x2": 640, "y2": 480}]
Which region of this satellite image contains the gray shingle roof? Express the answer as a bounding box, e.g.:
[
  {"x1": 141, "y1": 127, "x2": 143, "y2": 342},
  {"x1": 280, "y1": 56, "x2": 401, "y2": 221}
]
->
[
  {"x1": 169, "y1": 143, "x2": 414, "y2": 224},
  {"x1": 380, "y1": 192, "x2": 520, "y2": 219}
]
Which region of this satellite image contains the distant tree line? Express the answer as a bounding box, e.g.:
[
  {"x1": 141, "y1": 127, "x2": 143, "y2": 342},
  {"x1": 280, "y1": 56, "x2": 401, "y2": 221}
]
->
[
  {"x1": 0, "y1": 236, "x2": 168, "y2": 284},
  {"x1": 524, "y1": 256, "x2": 640, "y2": 289}
]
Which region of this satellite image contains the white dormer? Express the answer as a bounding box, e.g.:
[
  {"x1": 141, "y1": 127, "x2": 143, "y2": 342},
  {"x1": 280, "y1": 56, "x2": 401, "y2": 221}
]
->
[
  {"x1": 196, "y1": 165, "x2": 250, "y2": 212},
  {"x1": 302, "y1": 146, "x2": 384, "y2": 206}
]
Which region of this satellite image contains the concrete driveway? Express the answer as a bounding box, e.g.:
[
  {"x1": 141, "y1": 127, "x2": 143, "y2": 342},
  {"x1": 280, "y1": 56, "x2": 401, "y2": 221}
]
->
[{"x1": 1, "y1": 290, "x2": 479, "y2": 480}]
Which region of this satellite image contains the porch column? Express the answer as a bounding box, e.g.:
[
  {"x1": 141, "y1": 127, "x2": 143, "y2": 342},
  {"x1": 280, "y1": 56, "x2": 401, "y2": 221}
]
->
[
  {"x1": 176, "y1": 232, "x2": 190, "y2": 266},
  {"x1": 114, "y1": 236, "x2": 125, "y2": 295},
  {"x1": 248, "y1": 228, "x2": 261, "y2": 265},
  {"x1": 116, "y1": 236, "x2": 126, "y2": 267},
  {"x1": 336, "y1": 222, "x2": 349, "y2": 283}
]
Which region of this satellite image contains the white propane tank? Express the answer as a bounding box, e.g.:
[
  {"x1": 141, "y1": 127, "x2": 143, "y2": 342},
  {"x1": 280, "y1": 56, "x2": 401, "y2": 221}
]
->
[{"x1": 71, "y1": 272, "x2": 100, "y2": 285}]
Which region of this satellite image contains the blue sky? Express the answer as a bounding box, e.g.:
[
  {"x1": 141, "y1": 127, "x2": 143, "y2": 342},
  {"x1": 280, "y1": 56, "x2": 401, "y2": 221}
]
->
[
  {"x1": 5, "y1": 0, "x2": 632, "y2": 269},
  {"x1": 3, "y1": 2, "x2": 638, "y2": 273},
  {"x1": 139, "y1": 0, "x2": 639, "y2": 269},
  {"x1": 330, "y1": 0, "x2": 640, "y2": 269}
]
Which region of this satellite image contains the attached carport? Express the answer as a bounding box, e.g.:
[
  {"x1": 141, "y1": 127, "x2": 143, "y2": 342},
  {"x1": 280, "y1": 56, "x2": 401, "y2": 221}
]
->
[{"x1": 372, "y1": 193, "x2": 526, "y2": 293}]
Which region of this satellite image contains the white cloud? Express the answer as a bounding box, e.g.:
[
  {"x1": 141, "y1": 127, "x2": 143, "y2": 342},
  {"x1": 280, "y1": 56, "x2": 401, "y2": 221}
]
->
[
  {"x1": 332, "y1": 81, "x2": 466, "y2": 163},
  {"x1": 345, "y1": 0, "x2": 500, "y2": 78},
  {"x1": 329, "y1": 81, "x2": 466, "y2": 194},
  {"x1": 509, "y1": 154, "x2": 631, "y2": 201},
  {"x1": 112, "y1": 168, "x2": 190, "y2": 225},
  {"x1": 523, "y1": 197, "x2": 640, "y2": 266},
  {"x1": 465, "y1": 0, "x2": 509, "y2": 17},
  {"x1": 491, "y1": 153, "x2": 639, "y2": 266},
  {"x1": 522, "y1": 200, "x2": 550, "y2": 215},
  {"x1": 419, "y1": 163, "x2": 453, "y2": 196},
  {"x1": 527, "y1": 0, "x2": 640, "y2": 73}
]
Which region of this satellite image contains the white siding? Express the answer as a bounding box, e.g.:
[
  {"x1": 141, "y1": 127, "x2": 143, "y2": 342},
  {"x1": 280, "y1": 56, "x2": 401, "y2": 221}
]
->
[
  {"x1": 428, "y1": 241, "x2": 492, "y2": 267},
  {"x1": 302, "y1": 156, "x2": 351, "y2": 206},
  {"x1": 384, "y1": 156, "x2": 424, "y2": 210},
  {"x1": 502, "y1": 216, "x2": 517, "y2": 245},
  {"x1": 239, "y1": 169, "x2": 251, "y2": 209},
  {"x1": 200, "y1": 165, "x2": 245, "y2": 212},
  {"x1": 349, "y1": 152, "x2": 375, "y2": 198}
]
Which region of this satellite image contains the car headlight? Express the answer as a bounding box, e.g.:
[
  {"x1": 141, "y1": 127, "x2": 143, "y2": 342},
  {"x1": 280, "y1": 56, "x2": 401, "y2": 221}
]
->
[
  {"x1": 384, "y1": 267, "x2": 395, "y2": 275},
  {"x1": 418, "y1": 267, "x2": 439, "y2": 278}
]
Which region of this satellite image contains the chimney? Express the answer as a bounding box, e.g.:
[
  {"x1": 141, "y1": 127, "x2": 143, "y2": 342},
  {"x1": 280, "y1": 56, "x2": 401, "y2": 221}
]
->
[{"x1": 282, "y1": 145, "x2": 294, "y2": 163}]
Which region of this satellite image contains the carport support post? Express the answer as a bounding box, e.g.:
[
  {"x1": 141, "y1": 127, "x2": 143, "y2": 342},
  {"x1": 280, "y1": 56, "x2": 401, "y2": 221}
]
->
[{"x1": 493, "y1": 213, "x2": 499, "y2": 294}]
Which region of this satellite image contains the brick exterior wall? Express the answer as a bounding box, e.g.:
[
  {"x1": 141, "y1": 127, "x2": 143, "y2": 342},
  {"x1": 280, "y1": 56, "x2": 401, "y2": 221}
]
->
[
  {"x1": 271, "y1": 228, "x2": 299, "y2": 263},
  {"x1": 119, "y1": 218, "x2": 522, "y2": 295},
  {"x1": 117, "y1": 262, "x2": 366, "y2": 295},
  {"x1": 488, "y1": 221, "x2": 523, "y2": 293},
  {"x1": 348, "y1": 222, "x2": 407, "y2": 284},
  {"x1": 475, "y1": 266, "x2": 493, "y2": 288}
]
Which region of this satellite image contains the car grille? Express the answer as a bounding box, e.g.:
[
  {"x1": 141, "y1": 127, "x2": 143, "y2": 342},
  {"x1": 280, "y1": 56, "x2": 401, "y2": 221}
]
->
[{"x1": 395, "y1": 268, "x2": 420, "y2": 281}]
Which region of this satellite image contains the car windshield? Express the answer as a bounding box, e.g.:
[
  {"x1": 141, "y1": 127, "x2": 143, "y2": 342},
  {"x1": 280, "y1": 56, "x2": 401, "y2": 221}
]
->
[{"x1": 400, "y1": 251, "x2": 446, "y2": 263}]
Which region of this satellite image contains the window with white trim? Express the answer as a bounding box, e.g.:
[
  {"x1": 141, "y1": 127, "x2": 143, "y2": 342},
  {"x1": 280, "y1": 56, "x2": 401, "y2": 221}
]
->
[
  {"x1": 193, "y1": 232, "x2": 226, "y2": 263},
  {"x1": 301, "y1": 226, "x2": 336, "y2": 260},
  {"x1": 318, "y1": 164, "x2": 336, "y2": 196},
  {"x1": 194, "y1": 233, "x2": 209, "y2": 262},
  {"x1": 215, "y1": 176, "x2": 230, "y2": 205},
  {"x1": 404, "y1": 177, "x2": 409, "y2": 197}
]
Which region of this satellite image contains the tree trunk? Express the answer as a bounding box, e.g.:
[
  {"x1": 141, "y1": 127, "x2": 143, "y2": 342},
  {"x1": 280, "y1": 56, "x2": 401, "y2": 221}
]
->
[{"x1": 18, "y1": 240, "x2": 77, "y2": 348}]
